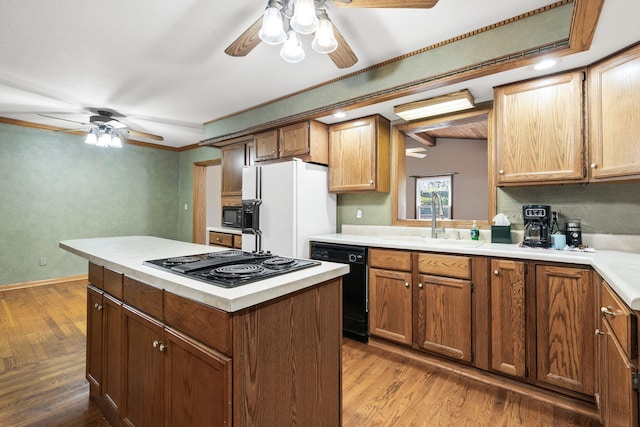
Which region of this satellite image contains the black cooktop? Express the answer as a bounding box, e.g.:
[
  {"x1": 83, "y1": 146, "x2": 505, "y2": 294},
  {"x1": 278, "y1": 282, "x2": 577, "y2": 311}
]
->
[{"x1": 143, "y1": 250, "x2": 320, "y2": 288}]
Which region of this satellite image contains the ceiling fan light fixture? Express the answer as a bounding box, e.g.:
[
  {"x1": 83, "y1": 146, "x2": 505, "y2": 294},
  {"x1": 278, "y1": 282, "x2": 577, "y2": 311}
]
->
[
  {"x1": 394, "y1": 90, "x2": 476, "y2": 121},
  {"x1": 109, "y1": 133, "x2": 123, "y2": 148},
  {"x1": 312, "y1": 15, "x2": 338, "y2": 54},
  {"x1": 280, "y1": 30, "x2": 305, "y2": 63},
  {"x1": 85, "y1": 128, "x2": 98, "y2": 145},
  {"x1": 290, "y1": 0, "x2": 319, "y2": 34},
  {"x1": 259, "y1": 6, "x2": 287, "y2": 45}
]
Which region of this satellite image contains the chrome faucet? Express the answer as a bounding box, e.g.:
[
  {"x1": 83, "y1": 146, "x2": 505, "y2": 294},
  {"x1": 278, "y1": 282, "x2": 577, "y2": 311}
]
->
[{"x1": 431, "y1": 191, "x2": 446, "y2": 238}]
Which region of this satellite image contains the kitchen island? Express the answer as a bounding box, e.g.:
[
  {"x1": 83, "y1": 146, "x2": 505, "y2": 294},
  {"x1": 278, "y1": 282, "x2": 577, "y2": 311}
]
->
[{"x1": 60, "y1": 236, "x2": 349, "y2": 427}]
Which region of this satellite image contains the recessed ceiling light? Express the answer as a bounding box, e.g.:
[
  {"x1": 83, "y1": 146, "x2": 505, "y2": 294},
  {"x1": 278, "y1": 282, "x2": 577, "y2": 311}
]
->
[
  {"x1": 333, "y1": 111, "x2": 346, "y2": 119},
  {"x1": 534, "y1": 58, "x2": 558, "y2": 70}
]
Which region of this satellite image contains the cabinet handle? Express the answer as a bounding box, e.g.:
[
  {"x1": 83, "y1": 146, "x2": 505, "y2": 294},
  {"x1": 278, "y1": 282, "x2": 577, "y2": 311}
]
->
[
  {"x1": 601, "y1": 306, "x2": 617, "y2": 317},
  {"x1": 595, "y1": 329, "x2": 605, "y2": 336},
  {"x1": 498, "y1": 169, "x2": 504, "y2": 175},
  {"x1": 159, "y1": 343, "x2": 167, "y2": 352},
  {"x1": 590, "y1": 163, "x2": 597, "y2": 169},
  {"x1": 152, "y1": 339, "x2": 159, "y2": 348},
  {"x1": 216, "y1": 237, "x2": 221, "y2": 241},
  {"x1": 418, "y1": 283, "x2": 423, "y2": 289},
  {"x1": 493, "y1": 269, "x2": 499, "y2": 276},
  {"x1": 94, "y1": 303, "x2": 103, "y2": 310},
  {"x1": 404, "y1": 282, "x2": 410, "y2": 288}
]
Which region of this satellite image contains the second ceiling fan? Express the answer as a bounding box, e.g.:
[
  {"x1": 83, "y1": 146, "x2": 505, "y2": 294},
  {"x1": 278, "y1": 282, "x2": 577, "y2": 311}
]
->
[{"x1": 225, "y1": 0, "x2": 439, "y2": 69}]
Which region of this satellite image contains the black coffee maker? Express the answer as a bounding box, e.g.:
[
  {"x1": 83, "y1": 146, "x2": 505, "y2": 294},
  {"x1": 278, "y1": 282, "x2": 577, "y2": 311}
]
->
[{"x1": 522, "y1": 204, "x2": 552, "y2": 248}]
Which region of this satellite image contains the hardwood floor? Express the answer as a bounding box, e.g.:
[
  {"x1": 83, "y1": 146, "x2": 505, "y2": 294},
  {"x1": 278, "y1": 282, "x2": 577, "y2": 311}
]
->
[{"x1": 1, "y1": 281, "x2": 601, "y2": 426}]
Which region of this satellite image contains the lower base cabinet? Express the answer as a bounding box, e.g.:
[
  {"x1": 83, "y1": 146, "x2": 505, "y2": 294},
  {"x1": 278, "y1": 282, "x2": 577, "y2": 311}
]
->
[{"x1": 86, "y1": 262, "x2": 341, "y2": 427}]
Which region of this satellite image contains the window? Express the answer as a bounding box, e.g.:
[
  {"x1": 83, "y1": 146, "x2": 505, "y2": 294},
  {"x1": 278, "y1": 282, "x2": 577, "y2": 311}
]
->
[{"x1": 416, "y1": 175, "x2": 452, "y2": 220}]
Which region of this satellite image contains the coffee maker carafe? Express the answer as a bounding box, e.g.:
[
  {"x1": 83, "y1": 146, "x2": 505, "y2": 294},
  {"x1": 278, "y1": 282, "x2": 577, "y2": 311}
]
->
[{"x1": 522, "y1": 205, "x2": 552, "y2": 248}]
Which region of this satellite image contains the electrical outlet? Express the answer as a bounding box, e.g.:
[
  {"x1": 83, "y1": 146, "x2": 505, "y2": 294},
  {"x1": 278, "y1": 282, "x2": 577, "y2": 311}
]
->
[
  {"x1": 184, "y1": 204, "x2": 188, "y2": 211},
  {"x1": 356, "y1": 209, "x2": 363, "y2": 219},
  {"x1": 39, "y1": 257, "x2": 47, "y2": 266}
]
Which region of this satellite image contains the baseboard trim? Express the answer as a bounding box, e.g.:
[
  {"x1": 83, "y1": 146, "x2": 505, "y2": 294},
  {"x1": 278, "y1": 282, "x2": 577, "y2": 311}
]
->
[
  {"x1": 367, "y1": 337, "x2": 601, "y2": 422},
  {"x1": 0, "y1": 274, "x2": 89, "y2": 292}
]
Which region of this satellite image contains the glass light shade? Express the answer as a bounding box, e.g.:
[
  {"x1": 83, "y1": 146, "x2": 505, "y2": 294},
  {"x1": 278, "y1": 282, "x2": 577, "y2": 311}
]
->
[
  {"x1": 259, "y1": 7, "x2": 286, "y2": 45},
  {"x1": 85, "y1": 129, "x2": 97, "y2": 145},
  {"x1": 280, "y1": 30, "x2": 305, "y2": 63},
  {"x1": 311, "y1": 18, "x2": 337, "y2": 54},
  {"x1": 290, "y1": 0, "x2": 318, "y2": 34},
  {"x1": 97, "y1": 132, "x2": 111, "y2": 147},
  {"x1": 109, "y1": 134, "x2": 122, "y2": 148}
]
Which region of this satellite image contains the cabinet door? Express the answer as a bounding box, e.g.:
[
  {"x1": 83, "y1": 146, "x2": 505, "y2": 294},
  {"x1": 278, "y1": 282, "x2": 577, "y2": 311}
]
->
[
  {"x1": 588, "y1": 43, "x2": 640, "y2": 180},
  {"x1": 490, "y1": 259, "x2": 527, "y2": 378},
  {"x1": 416, "y1": 274, "x2": 472, "y2": 362},
  {"x1": 329, "y1": 116, "x2": 388, "y2": 192},
  {"x1": 369, "y1": 268, "x2": 413, "y2": 345},
  {"x1": 221, "y1": 143, "x2": 246, "y2": 197},
  {"x1": 494, "y1": 71, "x2": 585, "y2": 184},
  {"x1": 164, "y1": 328, "x2": 232, "y2": 427},
  {"x1": 102, "y1": 293, "x2": 122, "y2": 416},
  {"x1": 254, "y1": 129, "x2": 279, "y2": 161},
  {"x1": 122, "y1": 306, "x2": 165, "y2": 427},
  {"x1": 535, "y1": 265, "x2": 596, "y2": 396},
  {"x1": 87, "y1": 286, "x2": 104, "y2": 392},
  {"x1": 602, "y1": 320, "x2": 639, "y2": 427},
  {"x1": 280, "y1": 121, "x2": 310, "y2": 158}
]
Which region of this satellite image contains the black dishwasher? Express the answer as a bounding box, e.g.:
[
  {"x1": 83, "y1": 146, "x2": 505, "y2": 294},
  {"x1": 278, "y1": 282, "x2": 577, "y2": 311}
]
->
[{"x1": 310, "y1": 242, "x2": 368, "y2": 342}]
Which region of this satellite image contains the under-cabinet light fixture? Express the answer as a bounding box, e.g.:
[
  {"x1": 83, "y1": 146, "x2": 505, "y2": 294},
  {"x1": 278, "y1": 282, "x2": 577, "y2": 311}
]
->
[{"x1": 394, "y1": 89, "x2": 475, "y2": 121}]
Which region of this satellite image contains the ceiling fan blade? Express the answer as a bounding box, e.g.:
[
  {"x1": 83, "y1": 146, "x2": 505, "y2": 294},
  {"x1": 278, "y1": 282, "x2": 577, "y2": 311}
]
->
[
  {"x1": 406, "y1": 152, "x2": 427, "y2": 158},
  {"x1": 127, "y1": 129, "x2": 164, "y2": 142},
  {"x1": 406, "y1": 147, "x2": 427, "y2": 153},
  {"x1": 333, "y1": 0, "x2": 438, "y2": 8},
  {"x1": 38, "y1": 113, "x2": 90, "y2": 126},
  {"x1": 225, "y1": 16, "x2": 264, "y2": 57},
  {"x1": 328, "y1": 23, "x2": 358, "y2": 69}
]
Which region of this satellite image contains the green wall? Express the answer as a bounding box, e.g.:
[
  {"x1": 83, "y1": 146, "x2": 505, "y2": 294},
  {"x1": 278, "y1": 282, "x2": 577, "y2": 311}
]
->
[{"x1": 0, "y1": 123, "x2": 219, "y2": 286}]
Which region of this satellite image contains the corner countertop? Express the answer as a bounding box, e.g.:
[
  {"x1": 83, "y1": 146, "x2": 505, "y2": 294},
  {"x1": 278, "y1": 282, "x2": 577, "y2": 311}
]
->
[
  {"x1": 60, "y1": 236, "x2": 348, "y2": 313},
  {"x1": 206, "y1": 226, "x2": 242, "y2": 235},
  {"x1": 309, "y1": 232, "x2": 640, "y2": 311}
]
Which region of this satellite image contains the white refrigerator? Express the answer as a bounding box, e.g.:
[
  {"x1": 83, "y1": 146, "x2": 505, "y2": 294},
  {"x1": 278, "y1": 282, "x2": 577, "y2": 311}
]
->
[{"x1": 241, "y1": 159, "x2": 336, "y2": 259}]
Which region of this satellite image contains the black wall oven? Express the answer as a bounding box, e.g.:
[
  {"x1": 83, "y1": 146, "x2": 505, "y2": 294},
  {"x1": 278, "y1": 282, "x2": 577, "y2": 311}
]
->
[{"x1": 310, "y1": 242, "x2": 368, "y2": 343}]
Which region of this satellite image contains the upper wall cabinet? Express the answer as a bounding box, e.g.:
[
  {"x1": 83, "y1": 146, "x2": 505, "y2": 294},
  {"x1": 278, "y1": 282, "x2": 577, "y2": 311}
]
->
[
  {"x1": 588, "y1": 43, "x2": 640, "y2": 182},
  {"x1": 328, "y1": 115, "x2": 390, "y2": 193},
  {"x1": 494, "y1": 71, "x2": 586, "y2": 185},
  {"x1": 254, "y1": 120, "x2": 328, "y2": 165}
]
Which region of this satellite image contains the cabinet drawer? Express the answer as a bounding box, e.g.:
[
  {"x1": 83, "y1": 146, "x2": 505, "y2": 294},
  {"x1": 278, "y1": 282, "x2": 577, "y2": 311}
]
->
[
  {"x1": 103, "y1": 268, "x2": 123, "y2": 299},
  {"x1": 418, "y1": 253, "x2": 471, "y2": 279},
  {"x1": 123, "y1": 276, "x2": 163, "y2": 320},
  {"x1": 164, "y1": 292, "x2": 233, "y2": 356},
  {"x1": 210, "y1": 231, "x2": 233, "y2": 247},
  {"x1": 88, "y1": 262, "x2": 104, "y2": 289},
  {"x1": 369, "y1": 248, "x2": 412, "y2": 271},
  {"x1": 233, "y1": 234, "x2": 242, "y2": 249},
  {"x1": 601, "y1": 280, "x2": 638, "y2": 360}
]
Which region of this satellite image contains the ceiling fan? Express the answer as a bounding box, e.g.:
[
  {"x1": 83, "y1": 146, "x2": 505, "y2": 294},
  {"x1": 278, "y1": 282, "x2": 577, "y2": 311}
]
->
[
  {"x1": 406, "y1": 147, "x2": 427, "y2": 158},
  {"x1": 225, "y1": 0, "x2": 439, "y2": 69},
  {"x1": 40, "y1": 110, "x2": 164, "y2": 147}
]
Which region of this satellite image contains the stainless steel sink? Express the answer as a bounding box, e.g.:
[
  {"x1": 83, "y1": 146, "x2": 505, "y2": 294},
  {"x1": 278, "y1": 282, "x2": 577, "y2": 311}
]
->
[{"x1": 375, "y1": 236, "x2": 484, "y2": 248}]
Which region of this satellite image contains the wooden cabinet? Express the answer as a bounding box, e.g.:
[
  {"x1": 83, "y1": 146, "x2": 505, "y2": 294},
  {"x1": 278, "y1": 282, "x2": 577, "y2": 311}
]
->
[
  {"x1": 208, "y1": 230, "x2": 241, "y2": 249},
  {"x1": 535, "y1": 264, "x2": 596, "y2": 397},
  {"x1": 329, "y1": 115, "x2": 390, "y2": 193},
  {"x1": 220, "y1": 142, "x2": 247, "y2": 198},
  {"x1": 588, "y1": 43, "x2": 640, "y2": 181},
  {"x1": 489, "y1": 259, "x2": 527, "y2": 379},
  {"x1": 368, "y1": 248, "x2": 474, "y2": 363},
  {"x1": 598, "y1": 279, "x2": 639, "y2": 427},
  {"x1": 254, "y1": 120, "x2": 329, "y2": 164},
  {"x1": 494, "y1": 71, "x2": 586, "y2": 185},
  {"x1": 369, "y1": 249, "x2": 413, "y2": 345},
  {"x1": 86, "y1": 285, "x2": 104, "y2": 391},
  {"x1": 416, "y1": 253, "x2": 473, "y2": 362}
]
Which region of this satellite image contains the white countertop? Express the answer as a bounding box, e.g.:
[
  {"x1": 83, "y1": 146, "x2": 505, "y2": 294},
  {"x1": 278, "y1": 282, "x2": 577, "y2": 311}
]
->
[
  {"x1": 207, "y1": 226, "x2": 242, "y2": 235},
  {"x1": 60, "y1": 236, "x2": 348, "y2": 312},
  {"x1": 309, "y1": 232, "x2": 640, "y2": 311}
]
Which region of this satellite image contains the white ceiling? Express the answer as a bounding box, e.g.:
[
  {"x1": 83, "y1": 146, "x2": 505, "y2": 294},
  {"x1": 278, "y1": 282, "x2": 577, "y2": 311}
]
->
[{"x1": 0, "y1": 0, "x2": 637, "y2": 148}]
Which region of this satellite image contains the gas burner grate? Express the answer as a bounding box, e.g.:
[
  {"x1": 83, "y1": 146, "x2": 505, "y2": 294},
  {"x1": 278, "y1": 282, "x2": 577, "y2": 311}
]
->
[
  {"x1": 262, "y1": 257, "x2": 296, "y2": 269},
  {"x1": 210, "y1": 264, "x2": 265, "y2": 278},
  {"x1": 163, "y1": 256, "x2": 200, "y2": 266}
]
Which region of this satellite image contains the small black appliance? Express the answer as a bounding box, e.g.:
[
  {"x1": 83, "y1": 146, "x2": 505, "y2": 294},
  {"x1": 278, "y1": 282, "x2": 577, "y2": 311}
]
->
[{"x1": 522, "y1": 204, "x2": 552, "y2": 248}]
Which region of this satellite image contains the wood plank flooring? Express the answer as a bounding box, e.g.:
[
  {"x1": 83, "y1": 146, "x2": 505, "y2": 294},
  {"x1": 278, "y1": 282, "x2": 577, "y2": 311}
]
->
[{"x1": 0, "y1": 280, "x2": 601, "y2": 426}]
